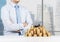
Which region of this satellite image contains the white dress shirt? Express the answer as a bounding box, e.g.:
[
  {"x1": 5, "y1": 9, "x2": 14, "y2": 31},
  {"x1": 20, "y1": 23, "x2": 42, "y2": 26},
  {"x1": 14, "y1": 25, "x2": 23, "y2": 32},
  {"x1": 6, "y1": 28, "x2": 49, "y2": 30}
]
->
[{"x1": 1, "y1": 1, "x2": 33, "y2": 36}]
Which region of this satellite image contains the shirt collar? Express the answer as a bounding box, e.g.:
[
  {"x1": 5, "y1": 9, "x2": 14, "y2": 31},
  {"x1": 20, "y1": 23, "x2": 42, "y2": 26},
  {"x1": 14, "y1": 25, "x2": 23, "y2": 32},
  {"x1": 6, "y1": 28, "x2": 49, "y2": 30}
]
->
[{"x1": 10, "y1": 2, "x2": 20, "y2": 7}]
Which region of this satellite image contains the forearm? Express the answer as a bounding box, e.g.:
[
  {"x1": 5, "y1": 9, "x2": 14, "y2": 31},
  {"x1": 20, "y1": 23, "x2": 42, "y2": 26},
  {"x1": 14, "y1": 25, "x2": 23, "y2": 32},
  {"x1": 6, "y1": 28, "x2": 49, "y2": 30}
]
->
[{"x1": 4, "y1": 23, "x2": 20, "y2": 31}]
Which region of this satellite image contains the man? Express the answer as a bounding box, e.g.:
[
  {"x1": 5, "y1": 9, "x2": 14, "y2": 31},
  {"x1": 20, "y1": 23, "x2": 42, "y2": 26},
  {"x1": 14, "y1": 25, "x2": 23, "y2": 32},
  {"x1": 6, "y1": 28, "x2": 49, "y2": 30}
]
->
[{"x1": 1, "y1": 0, "x2": 33, "y2": 36}]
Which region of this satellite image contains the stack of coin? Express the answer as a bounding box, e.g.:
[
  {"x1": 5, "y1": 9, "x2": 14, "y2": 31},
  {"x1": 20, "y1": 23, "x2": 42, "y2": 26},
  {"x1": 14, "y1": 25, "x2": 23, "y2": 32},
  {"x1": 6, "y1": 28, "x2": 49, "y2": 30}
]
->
[{"x1": 25, "y1": 26, "x2": 51, "y2": 37}]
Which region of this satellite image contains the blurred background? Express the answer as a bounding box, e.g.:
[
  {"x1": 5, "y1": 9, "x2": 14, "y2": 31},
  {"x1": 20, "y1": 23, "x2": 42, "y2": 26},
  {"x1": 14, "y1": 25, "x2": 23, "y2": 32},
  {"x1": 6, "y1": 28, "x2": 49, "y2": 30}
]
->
[{"x1": 0, "y1": 0, "x2": 60, "y2": 35}]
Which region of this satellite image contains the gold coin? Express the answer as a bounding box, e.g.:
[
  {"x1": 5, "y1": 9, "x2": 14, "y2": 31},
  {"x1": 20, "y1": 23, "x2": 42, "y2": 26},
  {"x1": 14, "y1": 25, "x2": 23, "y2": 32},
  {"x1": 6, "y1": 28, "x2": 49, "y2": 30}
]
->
[
  {"x1": 47, "y1": 32, "x2": 51, "y2": 37},
  {"x1": 37, "y1": 28, "x2": 40, "y2": 35},
  {"x1": 38, "y1": 33, "x2": 42, "y2": 37},
  {"x1": 43, "y1": 33, "x2": 47, "y2": 37},
  {"x1": 43, "y1": 35, "x2": 47, "y2": 37},
  {"x1": 40, "y1": 28, "x2": 43, "y2": 32},
  {"x1": 28, "y1": 33, "x2": 32, "y2": 37},
  {"x1": 25, "y1": 32, "x2": 29, "y2": 37},
  {"x1": 34, "y1": 28, "x2": 37, "y2": 34},
  {"x1": 30, "y1": 30, "x2": 34, "y2": 35},
  {"x1": 33, "y1": 34, "x2": 37, "y2": 37}
]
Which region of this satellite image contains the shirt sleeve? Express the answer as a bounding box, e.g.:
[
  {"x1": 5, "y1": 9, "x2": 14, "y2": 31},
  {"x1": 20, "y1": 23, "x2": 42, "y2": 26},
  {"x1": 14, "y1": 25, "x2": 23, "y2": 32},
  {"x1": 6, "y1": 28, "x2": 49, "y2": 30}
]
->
[
  {"x1": 1, "y1": 7, "x2": 20, "y2": 31},
  {"x1": 18, "y1": 9, "x2": 33, "y2": 31},
  {"x1": 24, "y1": 10, "x2": 33, "y2": 30}
]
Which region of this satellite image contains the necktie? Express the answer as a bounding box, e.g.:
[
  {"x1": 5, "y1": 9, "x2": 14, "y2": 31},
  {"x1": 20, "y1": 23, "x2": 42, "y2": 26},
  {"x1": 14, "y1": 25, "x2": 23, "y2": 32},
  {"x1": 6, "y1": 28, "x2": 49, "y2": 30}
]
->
[
  {"x1": 14, "y1": 5, "x2": 21, "y2": 24},
  {"x1": 14, "y1": 5, "x2": 21, "y2": 35}
]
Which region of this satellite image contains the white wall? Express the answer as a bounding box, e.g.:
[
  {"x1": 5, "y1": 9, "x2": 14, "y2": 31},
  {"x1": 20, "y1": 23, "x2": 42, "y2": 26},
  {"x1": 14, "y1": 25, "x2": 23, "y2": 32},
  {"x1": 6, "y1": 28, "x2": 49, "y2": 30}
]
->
[
  {"x1": 20, "y1": 0, "x2": 41, "y2": 15},
  {"x1": 54, "y1": 0, "x2": 60, "y2": 31},
  {"x1": 44, "y1": 0, "x2": 60, "y2": 35},
  {"x1": 43, "y1": 0, "x2": 55, "y2": 31}
]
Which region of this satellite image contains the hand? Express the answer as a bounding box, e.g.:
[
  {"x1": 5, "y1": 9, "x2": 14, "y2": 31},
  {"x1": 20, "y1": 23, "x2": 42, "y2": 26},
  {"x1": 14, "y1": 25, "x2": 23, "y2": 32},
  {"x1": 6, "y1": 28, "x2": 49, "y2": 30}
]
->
[
  {"x1": 16, "y1": 30, "x2": 20, "y2": 33},
  {"x1": 23, "y1": 22, "x2": 28, "y2": 27}
]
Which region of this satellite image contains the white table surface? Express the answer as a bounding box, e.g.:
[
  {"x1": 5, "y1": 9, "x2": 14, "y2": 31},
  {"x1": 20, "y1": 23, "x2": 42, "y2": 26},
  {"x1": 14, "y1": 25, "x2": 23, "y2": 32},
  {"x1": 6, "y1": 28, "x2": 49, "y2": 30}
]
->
[{"x1": 0, "y1": 36, "x2": 60, "y2": 42}]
